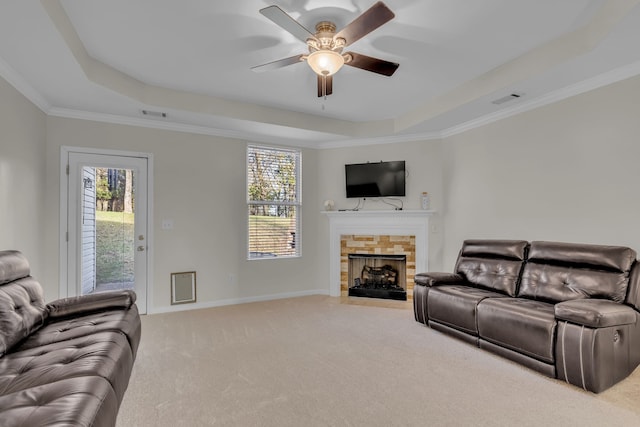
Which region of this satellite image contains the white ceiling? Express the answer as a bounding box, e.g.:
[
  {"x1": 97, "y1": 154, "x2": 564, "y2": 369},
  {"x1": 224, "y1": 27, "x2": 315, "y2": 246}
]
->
[{"x1": 1, "y1": 0, "x2": 640, "y2": 147}]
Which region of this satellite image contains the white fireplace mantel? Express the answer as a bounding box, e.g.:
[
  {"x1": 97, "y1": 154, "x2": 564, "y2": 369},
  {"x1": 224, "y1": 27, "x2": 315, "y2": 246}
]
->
[{"x1": 323, "y1": 210, "x2": 435, "y2": 297}]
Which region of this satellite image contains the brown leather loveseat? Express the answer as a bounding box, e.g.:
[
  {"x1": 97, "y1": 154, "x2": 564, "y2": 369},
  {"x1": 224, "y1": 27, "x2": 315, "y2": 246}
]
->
[
  {"x1": 0, "y1": 250, "x2": 141, "y2": 426},
  {"x1": 414, "y1": 240, "x2": 640, "y2": 393}
]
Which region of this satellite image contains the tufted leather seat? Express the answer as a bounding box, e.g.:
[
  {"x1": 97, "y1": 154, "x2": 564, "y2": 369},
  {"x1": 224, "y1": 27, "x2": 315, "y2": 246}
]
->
[
  {"x1": 0, "y1": 250, "x2": 140, "y2": 426},
  {"x1": 0, "y1": 331, "x2": 133, "y2": 399},
  {"x1": 0, "y1": 376, "x2": 118, "y2": 427},
  {"x1": 17, "y1": 305, "x2": 141, "y2": 356}
]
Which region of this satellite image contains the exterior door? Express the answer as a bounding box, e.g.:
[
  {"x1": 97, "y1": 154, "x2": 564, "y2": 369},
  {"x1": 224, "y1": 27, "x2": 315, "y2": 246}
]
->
[{"x1": 65, "y1": 150, "x2": 149, "y2": 314}]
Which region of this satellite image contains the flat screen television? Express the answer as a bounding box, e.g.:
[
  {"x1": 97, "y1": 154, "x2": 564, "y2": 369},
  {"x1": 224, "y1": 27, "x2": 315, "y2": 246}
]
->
[{"x1": 345, "y1": 161, "x2": 406, "y2": 198}]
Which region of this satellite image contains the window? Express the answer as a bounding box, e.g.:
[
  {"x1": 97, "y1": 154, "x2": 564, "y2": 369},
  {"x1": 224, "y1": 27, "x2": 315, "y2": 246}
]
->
[{"x1": 247, "y1": 145, "x2": 301, "y2": 259}]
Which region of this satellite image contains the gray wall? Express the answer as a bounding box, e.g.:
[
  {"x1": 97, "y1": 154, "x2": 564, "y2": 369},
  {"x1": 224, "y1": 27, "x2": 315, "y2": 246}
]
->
[
  {"x1": 43, "y1": 117, "x2": 322, "y2": 311},
  {"x1": 0, "y1": 75, "x2": 47, "y2": 281},
  {"x1": 3, "y1": 71, "x2": 640, "y2": 308},
  {"x1": 440, "y1": 74, "x2": 640, "y2": 269}
]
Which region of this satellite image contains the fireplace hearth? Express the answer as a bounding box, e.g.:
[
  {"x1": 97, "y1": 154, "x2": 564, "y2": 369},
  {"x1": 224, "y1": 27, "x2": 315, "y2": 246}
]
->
[{"x1": 348, "y1": 254, "x2": 407, "y2": 301}]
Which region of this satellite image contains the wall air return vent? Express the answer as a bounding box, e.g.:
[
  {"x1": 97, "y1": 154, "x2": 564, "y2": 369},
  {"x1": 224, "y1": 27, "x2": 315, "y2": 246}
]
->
[
  {"x1": 141, "y1": 109, "x2": 167, "y2": 118},
  {"x1": 491, "y1": 92, "x2": 524, "y2": 105}
]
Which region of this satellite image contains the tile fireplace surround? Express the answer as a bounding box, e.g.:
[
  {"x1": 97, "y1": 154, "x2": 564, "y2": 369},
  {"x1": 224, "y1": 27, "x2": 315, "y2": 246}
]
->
[{"x1": 323, "y1": 210, "x2": 435, "y2": 298}]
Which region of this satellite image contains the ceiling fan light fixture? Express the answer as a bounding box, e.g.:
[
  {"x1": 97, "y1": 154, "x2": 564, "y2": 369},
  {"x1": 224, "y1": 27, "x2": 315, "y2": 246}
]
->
[{"x1": 307, "y1": 50, "x2": 345, "y2": 76}]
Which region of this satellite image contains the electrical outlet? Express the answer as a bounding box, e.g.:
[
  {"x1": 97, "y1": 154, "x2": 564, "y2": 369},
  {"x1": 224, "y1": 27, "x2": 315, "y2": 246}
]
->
[
  {"x1": 161, "y1": 219, "x2": 174, "y2": 230},
  {"x1": 431, "y1": 224, "x2": 439, "y2": 233}
]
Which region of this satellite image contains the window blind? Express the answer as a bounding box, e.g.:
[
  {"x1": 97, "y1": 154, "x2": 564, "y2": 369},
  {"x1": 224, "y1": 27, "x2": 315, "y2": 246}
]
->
[{"x1": 247, "y1": 146, "x2": 301, "y2": 259}]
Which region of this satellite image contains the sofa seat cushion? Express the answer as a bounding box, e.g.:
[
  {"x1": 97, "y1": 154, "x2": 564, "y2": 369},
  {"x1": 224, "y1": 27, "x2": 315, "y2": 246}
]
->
[
  {"x1": 16, "y1": 305, "x2": 141, "y2": 356},
  {"x1": 427, "y1": 286, "x2": 506, "y2": 335},
  {"x1": 0, "y1": 331, "x2": 133, "y2": 400},
  {"x1": 0, "y1": 376, "x2": 118, "y2": 427},
  {"x1": 477, "y1": 298, "x2": 556, "y2": 363}
]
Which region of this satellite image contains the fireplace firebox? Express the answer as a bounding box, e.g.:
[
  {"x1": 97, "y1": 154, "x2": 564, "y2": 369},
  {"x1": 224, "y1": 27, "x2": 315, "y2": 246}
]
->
[{"x1": 348, "y1": 254, "x2": 407, "y2": 301}]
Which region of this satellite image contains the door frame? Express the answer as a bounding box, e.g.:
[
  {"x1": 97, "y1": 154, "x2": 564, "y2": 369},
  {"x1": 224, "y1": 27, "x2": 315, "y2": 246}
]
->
[{"x1": 59, "y1": 146, "x2": 154, "y2": 313}]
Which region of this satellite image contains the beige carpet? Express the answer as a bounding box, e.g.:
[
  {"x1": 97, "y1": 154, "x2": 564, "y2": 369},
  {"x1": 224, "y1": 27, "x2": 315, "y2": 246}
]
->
[{"x1": 117, "y1": 295, "x2": 640, "y2": 426}]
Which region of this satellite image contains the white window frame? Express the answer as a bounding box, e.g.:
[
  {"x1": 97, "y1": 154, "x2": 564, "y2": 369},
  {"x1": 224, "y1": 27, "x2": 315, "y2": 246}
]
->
[{"x1": 247, "y1": 145, "x2": 302, "y2": 260}]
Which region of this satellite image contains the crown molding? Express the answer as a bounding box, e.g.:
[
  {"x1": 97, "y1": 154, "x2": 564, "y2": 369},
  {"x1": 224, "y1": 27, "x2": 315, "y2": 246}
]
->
[
  {"x1": 311, "y1": 59, "x2": 640, "y2": 147},
  {"x1": 3, "y1": 52, "x2": 640, "y2": 150},
  {"x1": 0, "y1": 56, "x2": 50, "y2": 112},
  {"x1": 315, "y1": 130, "x2": 442, "y2": 149},
  {"x1": 46, "y1": 107, "x2": 323, "y2": 149},
  {"x1": 440, "y1": 59, "x2": 640, "y2": 139}
]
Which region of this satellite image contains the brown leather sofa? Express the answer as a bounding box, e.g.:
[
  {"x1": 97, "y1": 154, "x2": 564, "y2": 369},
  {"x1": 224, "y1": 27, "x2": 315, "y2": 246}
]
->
[
  {"x1": 414, "y1": 239, "x2": 640, "y2": 393},
  {"x1": 0, "y1": 250, "x2": 141, "y2": 426}
]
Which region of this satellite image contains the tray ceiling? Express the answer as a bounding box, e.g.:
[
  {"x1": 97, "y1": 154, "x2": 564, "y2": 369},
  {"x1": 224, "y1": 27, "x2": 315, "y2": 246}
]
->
[{"x1": 1, "y1": 0, "x2": 639, "y2": 147}]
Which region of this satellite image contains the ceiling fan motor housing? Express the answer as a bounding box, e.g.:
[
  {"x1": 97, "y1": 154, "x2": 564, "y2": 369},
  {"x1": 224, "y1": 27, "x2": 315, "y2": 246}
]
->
[{"x1": 307, "y1": 21, "x2": 345, "y2": 53}]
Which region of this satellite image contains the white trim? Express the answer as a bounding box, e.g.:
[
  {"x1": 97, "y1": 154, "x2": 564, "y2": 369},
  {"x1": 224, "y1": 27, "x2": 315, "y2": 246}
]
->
[
  {"x1": 47, "y1": 107, "x2": 324, "y2": 149},
  {"x1": 61, "y1": 145, "x2": 154, "y2": 161},
  {"x1": 0, "y1": 56, "x2": 51, "y2": 112},
  {"x1": 440, "y1": 59, "x2": 640, "y2": 139},
  {"x1": 48, "y1": 59, "x2": 640, "y2": 149},
  {"x1": 316, "y1": 131, "x2": 442, "y2": 149},
  {"x1": 146, "y1": 154, "x2": 155, "y2": 314},
  {"x1": 323, "y1": 210, "x2": 434, "y2": 297},
  {"x1": 59, "y1": 146, "x2": 153, "y2": 314},
  {"x1": 3, "y1": 52, "x2": 640, "y2": 149},
  {"x1": 59, "y1": 148, "x2": 69, "y2": 298},
  {"x1": 246, "y1": 145, "x2": 302, "y2": 260},
  {"x1": 149, "y1": 289, "x2": 329, "y2": 315}
]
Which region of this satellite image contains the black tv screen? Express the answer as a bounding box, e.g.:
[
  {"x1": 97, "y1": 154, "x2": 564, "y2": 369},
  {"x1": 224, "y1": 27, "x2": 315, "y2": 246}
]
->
[{"x1": 345, "y1": 161, "x2": 406, "y2": 198}]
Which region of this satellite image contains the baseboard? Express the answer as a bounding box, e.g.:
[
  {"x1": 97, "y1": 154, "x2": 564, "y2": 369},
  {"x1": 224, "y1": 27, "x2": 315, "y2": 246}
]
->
[{"x1": 149, "y1": 289, "x2": 330, "y2": 314}]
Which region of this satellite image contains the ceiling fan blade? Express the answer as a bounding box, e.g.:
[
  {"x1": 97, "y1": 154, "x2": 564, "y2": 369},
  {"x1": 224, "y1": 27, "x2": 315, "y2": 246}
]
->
[
  {"x1": 251, "y1": 54, "x2": 305, "y2": 73},
  {"x1": 335, "y1": 1, "x2": 395, "y2": 47},
  {"x1": 317, "y1": 75, "x2": 333, "y2": 97},
  {"x1": 344, "y1": 52, "x2": 399, "y2": 76},
  {"x1": 260, "y1": 5, "x2": 316, "y2": 43}
]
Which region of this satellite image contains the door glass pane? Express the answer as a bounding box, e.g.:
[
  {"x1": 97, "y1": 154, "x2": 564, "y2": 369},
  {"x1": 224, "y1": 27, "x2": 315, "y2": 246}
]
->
[{"x1": 81, "y1": 166, "x2": 135, "y2": 295}]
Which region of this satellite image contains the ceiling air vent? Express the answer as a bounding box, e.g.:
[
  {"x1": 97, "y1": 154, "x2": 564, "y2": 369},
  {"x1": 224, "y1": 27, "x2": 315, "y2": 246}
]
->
[
  {"x1": 141, "y1": 109, "x2": 167, "y2": 118},
  {"x1": 491, "y1": 92, "x2": 524, "y2": 105}
]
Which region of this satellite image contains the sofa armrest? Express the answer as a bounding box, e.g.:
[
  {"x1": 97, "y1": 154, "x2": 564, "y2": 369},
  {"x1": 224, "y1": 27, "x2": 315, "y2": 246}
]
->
[
  {"x1": 554, "y1": 299, "x2": 637, "y2": 328},
  {"x1": 47, "y1": 290, "x2": 137, "y2": 319},
  {"x1": 414, "y1": 272, "x2": 465, "y2": 287}
]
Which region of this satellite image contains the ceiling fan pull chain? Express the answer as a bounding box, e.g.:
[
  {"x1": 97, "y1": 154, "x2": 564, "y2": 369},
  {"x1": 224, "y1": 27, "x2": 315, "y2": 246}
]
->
[{"x1": 323, "y1": 76, "x2": 327, "y2": 100}]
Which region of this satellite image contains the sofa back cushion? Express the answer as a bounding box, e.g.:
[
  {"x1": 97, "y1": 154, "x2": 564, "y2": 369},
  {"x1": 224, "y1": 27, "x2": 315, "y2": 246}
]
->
[
  {"x1": 0, "y1": 251, "x2": 47, "y2": 356},
  {"x1": 627, "y1": 262, "x2": 640, "y2": 311},
  {"x1": 454, "y1": 240, "x2": 528, "y2": 297},
  {"x1": 518, "y1": 241, "x2": 636, "y2": 304}
]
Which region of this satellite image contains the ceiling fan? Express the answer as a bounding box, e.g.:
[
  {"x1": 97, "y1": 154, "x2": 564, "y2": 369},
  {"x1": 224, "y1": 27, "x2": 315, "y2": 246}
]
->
[{"x1": 251, "y1": 1, "x2": 399, "y2": 98}]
